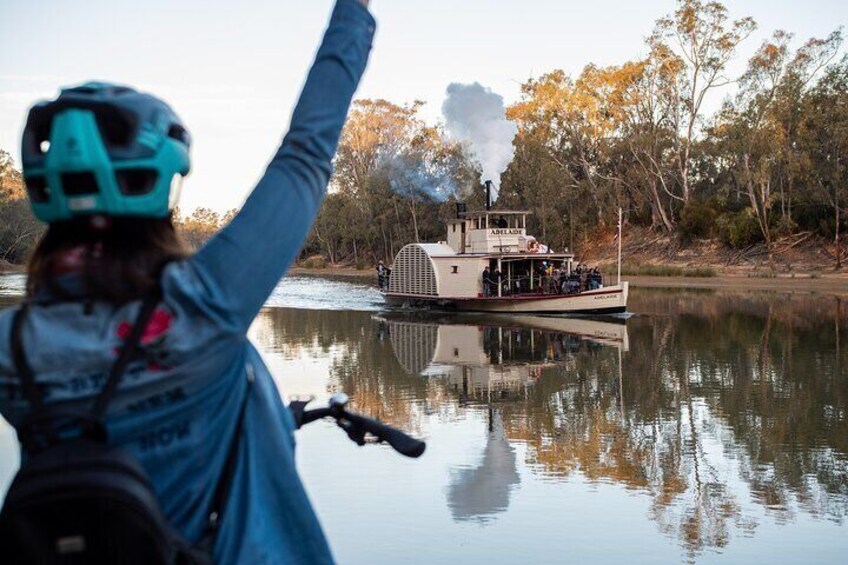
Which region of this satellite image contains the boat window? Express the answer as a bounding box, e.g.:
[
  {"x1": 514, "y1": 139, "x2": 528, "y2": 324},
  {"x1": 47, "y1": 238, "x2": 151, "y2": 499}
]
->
[{"x1": 451, "y1": 265, "x2": 458, "y2": 274}]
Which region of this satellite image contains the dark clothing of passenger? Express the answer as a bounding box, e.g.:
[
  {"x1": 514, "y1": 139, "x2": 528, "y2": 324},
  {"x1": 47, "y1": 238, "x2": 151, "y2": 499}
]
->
[{"x1": 377, "y1": 264, "x2": 389, "y2": 290}]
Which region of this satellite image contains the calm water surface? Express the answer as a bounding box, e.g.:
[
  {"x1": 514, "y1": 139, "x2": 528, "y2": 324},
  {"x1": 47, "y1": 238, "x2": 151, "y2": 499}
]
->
[{"x1": 1, "y1": 274, "x2": 847, "y2": 564}]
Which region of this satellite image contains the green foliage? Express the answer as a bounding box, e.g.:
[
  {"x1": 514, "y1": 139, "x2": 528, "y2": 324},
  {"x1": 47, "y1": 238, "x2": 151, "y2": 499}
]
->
[
  {"x1": 689, "y1": 267, "x2": 718, "y2": 278},
  {"x1": 772, "y1": 214, "x2": 798, "y2": 237},
  {"x1": 303, "y1": 256, "x2": 327, "y2": 269},
  {"x1": 717, "y1": 209, "x2": 764, "y2": 249},
  {"x1": 678, "y1": 202, "x2": 719, "y2": 241}
]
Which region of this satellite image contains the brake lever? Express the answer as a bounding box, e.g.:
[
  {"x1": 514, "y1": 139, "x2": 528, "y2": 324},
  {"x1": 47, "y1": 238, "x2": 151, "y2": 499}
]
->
[
  {"x1": 288, "y1": 398, "x2": 312, "y2": 429},
  {"x1": 328, "y1": 393, "x2": 365, "y2": 445}
]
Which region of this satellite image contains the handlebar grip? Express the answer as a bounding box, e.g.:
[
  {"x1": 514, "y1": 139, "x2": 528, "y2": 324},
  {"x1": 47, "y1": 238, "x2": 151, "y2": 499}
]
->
[{"x1": 343, "y1": 411, "x2": 426, "y2": 458}]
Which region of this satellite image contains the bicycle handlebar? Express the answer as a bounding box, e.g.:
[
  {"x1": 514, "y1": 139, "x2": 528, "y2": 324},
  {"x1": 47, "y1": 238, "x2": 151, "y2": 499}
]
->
[{"x1": 289, "y1": 394, "x2": 426, "y2": 459}]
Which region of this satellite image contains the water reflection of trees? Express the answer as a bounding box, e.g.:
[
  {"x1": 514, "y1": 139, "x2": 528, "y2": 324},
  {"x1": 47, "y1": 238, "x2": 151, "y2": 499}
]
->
[
  {"x1": 261, "y1": 292, "x2": 848, "y2": 557},
  {"x1": 260, "y1": 308, "x2": 432, "y2": 434}
]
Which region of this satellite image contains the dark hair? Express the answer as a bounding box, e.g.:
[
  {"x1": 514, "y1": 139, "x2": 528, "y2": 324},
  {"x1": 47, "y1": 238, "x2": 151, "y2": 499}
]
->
[{"x1": 27, "y1": 215, "x2": 189, "y2": 304}]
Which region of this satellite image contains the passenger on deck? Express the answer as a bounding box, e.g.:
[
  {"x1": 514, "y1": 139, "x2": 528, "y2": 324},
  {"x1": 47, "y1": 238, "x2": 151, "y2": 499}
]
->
[
  {"x1": 546, "y1": 262, "x2": 555, "y2": 293},
  {"x1": 377, "y1": 260, "x2": 389, "y2": 290},
  {"x1": 482, "y1": 266, "x2": 491, "y2": 297},
  {"x1": 589, "y1": 267, "x2": 603, "y2": 290},
  {"x1": 566, "y1": 270, "x2": 581, "y2": 294}
]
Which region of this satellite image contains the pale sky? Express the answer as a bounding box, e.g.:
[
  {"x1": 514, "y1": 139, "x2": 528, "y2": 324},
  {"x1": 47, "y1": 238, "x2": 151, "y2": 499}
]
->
[{"x1": 2, "y1": 0, "x2": 846, "y2": 213}]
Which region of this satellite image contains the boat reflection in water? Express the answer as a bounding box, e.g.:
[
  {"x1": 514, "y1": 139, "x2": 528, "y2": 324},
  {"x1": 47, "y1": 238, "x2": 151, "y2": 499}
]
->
[
  {"x1": 382, "y1": 313, "x2": 628, "y2": 523},
  {"x1": 384, "y1": 313, "x2": 627, "y2": 401}
]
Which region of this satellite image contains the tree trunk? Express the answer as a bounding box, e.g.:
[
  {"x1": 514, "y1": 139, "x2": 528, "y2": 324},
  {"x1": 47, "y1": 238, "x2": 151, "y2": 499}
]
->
[
  {"x1": 650, "y1": 179, "x2": 674, "y2": 232},
  {"x1": 836, "y1": 190, "x2": 841, "y2": 269},
  {"x1": 381, "y1": 224, "x2": 389, "y2": 263}
]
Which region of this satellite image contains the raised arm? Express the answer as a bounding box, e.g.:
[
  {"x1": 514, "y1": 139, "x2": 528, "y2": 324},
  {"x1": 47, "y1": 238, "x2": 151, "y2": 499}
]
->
[{"x1": 188, "y1": 0, "x2": 375, "y2": 329}]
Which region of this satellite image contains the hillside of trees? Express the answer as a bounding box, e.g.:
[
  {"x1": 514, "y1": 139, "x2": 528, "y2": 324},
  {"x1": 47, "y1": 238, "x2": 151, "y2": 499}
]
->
[
  {"x1": 2, "y1": 1, "x2": 847, "y2": 272},
  {"x1": 303, "y1": 1, "x2": 847, "y2": 269}
]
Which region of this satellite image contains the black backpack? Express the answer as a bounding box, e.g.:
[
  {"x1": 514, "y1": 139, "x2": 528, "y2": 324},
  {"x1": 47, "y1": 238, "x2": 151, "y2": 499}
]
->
[{"x1": 0, "y1": 292, "x2": 246, "y2": 564}]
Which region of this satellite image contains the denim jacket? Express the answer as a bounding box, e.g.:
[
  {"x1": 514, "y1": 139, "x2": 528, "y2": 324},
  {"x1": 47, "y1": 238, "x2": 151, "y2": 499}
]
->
[{"x1": 0, "y1": 1, "x2": 375, "y2": 563}]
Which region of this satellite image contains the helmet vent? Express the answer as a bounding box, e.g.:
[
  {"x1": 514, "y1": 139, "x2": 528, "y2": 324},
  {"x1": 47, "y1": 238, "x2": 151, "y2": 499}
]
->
[
  {"x1": 167, "y1": 124, "x2": 190, "y2": 146},
  {"x1": 61, "y1": 172, "x2": 99, "y2": 196},
  {"x1": 24, "y1": 176, "x2": 50, "y2": 203},
  {"x1": 96, "y1": 111, "x2": 135, "y2": 148},
  {"x1": 116, "y1": 169, "x2": 158, "y2": 196}
]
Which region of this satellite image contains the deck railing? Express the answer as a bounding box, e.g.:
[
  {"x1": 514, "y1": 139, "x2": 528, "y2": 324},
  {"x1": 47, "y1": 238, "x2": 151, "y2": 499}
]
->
[{"x1": 483, "y1": 273, "x2": 609, "y2": 297}]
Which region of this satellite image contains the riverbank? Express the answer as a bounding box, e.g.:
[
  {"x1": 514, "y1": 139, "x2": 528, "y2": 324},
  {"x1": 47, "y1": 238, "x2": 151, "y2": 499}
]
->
[
  {"x1": 3, "y1": 261, "x2": 845, "y2": 296},
  {"x1": 288, "y1": 265, "x2": 848, "y2": 296}
]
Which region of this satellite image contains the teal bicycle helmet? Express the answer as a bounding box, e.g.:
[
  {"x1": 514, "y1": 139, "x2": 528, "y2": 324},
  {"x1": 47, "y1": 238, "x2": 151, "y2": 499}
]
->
[{"x1": 21, "y1": 82, "x2": 191, "y2": 222}]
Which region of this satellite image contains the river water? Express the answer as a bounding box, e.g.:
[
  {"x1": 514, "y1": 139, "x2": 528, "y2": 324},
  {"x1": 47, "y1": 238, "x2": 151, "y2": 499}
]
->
[{"x1": 1, "y1": 274, "x2": 847, "y2": 564}]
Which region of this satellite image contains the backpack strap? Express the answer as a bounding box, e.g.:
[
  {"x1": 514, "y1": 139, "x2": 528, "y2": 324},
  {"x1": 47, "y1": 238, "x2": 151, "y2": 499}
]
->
[
  {"x1": 10, "y1": 303, "x2": 62, "y2": 448},
  {"x1": 91, "y1": 289, "x2": 162, "y2": 420},
  {"x1": 10, "y1": 304, "x2": 44, "y2": 412}
]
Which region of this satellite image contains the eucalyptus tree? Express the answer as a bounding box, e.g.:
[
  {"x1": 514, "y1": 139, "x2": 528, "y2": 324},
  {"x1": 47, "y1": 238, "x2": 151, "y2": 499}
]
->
[
  {"x1": 800, "y1": 55, "x2": 848, "y2": 267},
  {"x1": 0, "y1": 149, "x2": 42, "y2": 264},
  {"x1": 714, "y1": 30, "x2": 843, "y2": 255},
  {"x1": 651, "y1": 0, "x2": 756, "y2": 204}
]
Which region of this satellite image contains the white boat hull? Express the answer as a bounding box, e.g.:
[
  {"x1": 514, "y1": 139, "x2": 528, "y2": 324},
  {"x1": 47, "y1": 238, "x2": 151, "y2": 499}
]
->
[{"x1": 385, "y1": 282, "x2": 629, "y2": 315}]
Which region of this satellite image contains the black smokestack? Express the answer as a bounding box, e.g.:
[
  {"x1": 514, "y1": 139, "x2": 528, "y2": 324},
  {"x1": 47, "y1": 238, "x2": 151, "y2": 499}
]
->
[
  {"x1": 484, "y1": 180, "x2": 493, "y2": 210},
  {"x1": 456, "y1": 202, "x2": 467, "y2": 218}
]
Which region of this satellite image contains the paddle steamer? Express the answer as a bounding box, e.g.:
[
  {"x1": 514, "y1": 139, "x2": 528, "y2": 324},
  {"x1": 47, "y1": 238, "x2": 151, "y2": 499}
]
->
[{"x1": 383, "y1": 185, "x2": 628, "y2": 314}]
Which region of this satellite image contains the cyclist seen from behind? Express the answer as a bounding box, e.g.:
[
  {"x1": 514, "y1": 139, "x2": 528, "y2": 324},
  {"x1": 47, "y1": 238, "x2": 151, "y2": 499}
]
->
[{"x1": 0, "y1": 0, "x2": 374, "y2": 563}]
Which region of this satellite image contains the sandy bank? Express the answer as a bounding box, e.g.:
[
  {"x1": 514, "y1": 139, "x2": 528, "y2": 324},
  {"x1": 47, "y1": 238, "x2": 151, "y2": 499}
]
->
[
  {"x1": 624, "y1": 273, "x2": 848, "y2": 296},
  {"x1": 3, "y1": 264, "x2": 844, "y2": 296}
]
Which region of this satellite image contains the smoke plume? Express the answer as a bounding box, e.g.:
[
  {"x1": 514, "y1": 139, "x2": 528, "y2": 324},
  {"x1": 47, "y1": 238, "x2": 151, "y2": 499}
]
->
[
  {"x1": 385, "y1": 153, "x2": 457, "y2": 203},
  {"x1": 442, "y1": 82, "x2": 517, "y2": 201}
]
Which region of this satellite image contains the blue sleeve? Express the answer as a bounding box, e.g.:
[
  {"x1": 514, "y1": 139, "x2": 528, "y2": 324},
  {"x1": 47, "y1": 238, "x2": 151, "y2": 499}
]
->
[{"x1": 188, "y1": 0, "x2": 375, "y2": 330}]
